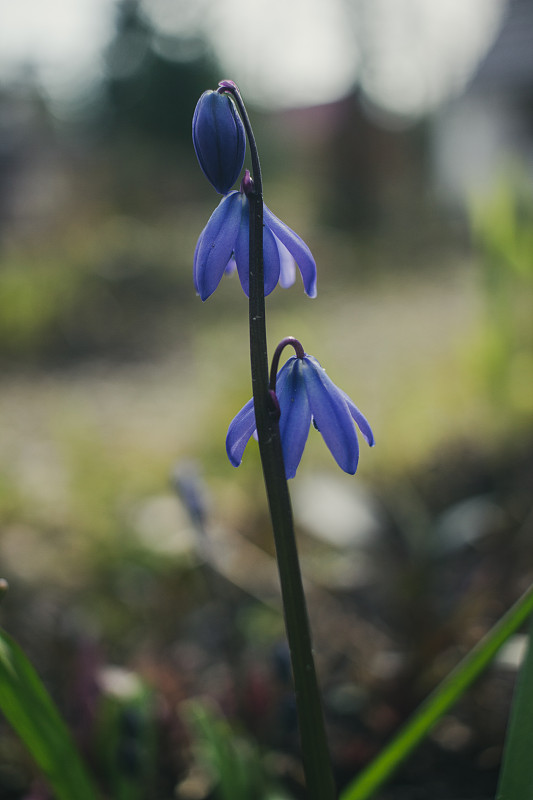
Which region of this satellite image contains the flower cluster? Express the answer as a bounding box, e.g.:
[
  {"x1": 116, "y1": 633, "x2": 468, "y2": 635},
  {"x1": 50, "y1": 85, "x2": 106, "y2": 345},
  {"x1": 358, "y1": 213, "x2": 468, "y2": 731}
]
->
[
  {"x1": 193, "y1": 82, "x2": 374, "y2": 478},
  {"x1": 226, "y1": 348, "x2": 374, "y2": 479}
]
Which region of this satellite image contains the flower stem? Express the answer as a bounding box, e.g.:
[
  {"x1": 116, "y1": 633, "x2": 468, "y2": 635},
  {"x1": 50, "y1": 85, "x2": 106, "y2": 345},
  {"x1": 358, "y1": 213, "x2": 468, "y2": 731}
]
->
[
  {"x1": 269, "y1": 336, "x2": 306, "y2": 389},
  {"x1": 223, "y1": 82, "x2": 337, "y2": 800}
]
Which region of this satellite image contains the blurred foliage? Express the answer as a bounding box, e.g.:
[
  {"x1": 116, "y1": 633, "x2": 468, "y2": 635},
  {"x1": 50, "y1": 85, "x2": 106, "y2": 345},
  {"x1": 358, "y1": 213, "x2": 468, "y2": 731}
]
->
[
  {"x1": 102, "y1": 0, "x2": 219, "y2": 145},
  {"x1": 470, "y1": 175, "x2": 533, "y2": 419},
  {"x1": 0, "y1": 0, "x2": 226, "y2": 364},
  {"x1": 340, "y1": 583, "x2": 533, "y2": 800},
  {"x1": 94, "y1": 669, "x2": 156, "y2": 800},
  {"x1": 182, "y1": 701, "x2": 293, "y2": 800},
  {"x1": 0, "y1": 216, "x2": 196, "y2": 362},
  {"x1": 496, "y1": 616, "x2": 533, "y2": 800},
  {"x1": 0, "y1": 627, "x2": 99, "y2": 800}
]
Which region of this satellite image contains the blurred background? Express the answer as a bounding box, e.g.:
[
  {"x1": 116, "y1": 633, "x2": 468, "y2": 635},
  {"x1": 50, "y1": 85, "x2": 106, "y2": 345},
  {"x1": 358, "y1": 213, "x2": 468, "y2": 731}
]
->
[{"x1": 1, "y1": 0, "x2": 533, "y2": 797}]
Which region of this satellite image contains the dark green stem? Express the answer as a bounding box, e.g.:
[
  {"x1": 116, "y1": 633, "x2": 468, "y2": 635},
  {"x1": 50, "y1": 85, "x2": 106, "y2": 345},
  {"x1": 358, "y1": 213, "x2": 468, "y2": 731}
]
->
[{"x1": 223, "y1": 83, "x2": 336, "y2": 800}]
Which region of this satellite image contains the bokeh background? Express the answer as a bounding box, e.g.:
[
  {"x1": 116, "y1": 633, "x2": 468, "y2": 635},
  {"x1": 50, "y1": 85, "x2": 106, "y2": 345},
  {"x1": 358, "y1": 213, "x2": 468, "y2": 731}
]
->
[{"x1": 1, "y1": 1, "x2": 533, "y2": 797}]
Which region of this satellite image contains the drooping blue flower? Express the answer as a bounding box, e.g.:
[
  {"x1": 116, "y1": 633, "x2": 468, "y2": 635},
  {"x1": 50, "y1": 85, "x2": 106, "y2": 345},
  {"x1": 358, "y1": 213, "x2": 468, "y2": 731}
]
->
[
  {"x1": 192, "y1": 89, "x2": 246, "y2": 195},
  {"x1": 194, "y1": 175, "x2": 317, "y2": 301},
  {"x1": 226, "y1": 353, "x2": 374, "y2": 478}
]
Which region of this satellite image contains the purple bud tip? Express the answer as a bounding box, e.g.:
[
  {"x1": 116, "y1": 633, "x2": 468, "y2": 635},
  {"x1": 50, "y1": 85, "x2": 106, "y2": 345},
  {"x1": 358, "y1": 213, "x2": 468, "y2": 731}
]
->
[
  {"x1": 241, "y1": 169, "x2": 254, "y2": 195},
  {"x1": 218, "y1": 79, "x2": 238, "y2": 93}
]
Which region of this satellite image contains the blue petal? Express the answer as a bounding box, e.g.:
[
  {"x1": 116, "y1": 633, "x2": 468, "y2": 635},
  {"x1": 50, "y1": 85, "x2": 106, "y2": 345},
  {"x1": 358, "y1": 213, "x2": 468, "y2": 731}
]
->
[
  {"x1": 225, "y1": 256, "x2": 237, "y2": 275},
  {"x1": 302, "y1": 356, "x2": 359, "y2": 474},
  {"x1": 234, "y1": 198, "x2": 281, "y2": 297},
  {"x1": 339, "y1": 388, "x2": 375, "y2": 447},
  {"x1": 263, "y1": 225, "x2": 282, "y2": 296},
  {"x1": 194, "y1": 191, "x2": 241, "y2": 300},
  {"x1": 234, "y1": 196, "x2": 250, "y2": 293},
  {"x1": 276, "y1": 357, "x2": 311, "y2": 478},
  {"x1": 263, "y1": 224, "x2": 282, "y2": 296},
  {"x1": 263, "y1": 205, "x2": 317, "y2": 298},
  {"x1": 277, "y1": 239, "x2": 296, "y2": 289},
  {"x1": 193, "y1": 226, "x2": 206, "y2": 295},
  {"x1": 226, "y1": 397, "x2": 256, "y2": 467}
]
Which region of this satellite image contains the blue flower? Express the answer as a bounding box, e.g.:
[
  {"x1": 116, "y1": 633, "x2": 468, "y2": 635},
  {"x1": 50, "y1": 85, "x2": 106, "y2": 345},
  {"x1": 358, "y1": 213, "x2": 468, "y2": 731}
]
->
[
  {"x1": 192, "y1": 90, "x2": 246, "y2": 195},
  {"x1": 194, "y1": 178, "x2": 317, "y2": 301},
  {"x1": 226, "y1": 354, "x2": 374, "y2": 478}
]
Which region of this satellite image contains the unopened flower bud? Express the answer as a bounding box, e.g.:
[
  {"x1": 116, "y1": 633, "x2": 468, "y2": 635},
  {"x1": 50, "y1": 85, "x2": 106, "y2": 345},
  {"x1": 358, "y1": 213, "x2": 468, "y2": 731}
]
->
[
  {"x1": 192, "y1": 90, "x2": 246, "y2": 195},
  {"x1": 240, "y1": 169, "x2": 254, "y2": 196}
]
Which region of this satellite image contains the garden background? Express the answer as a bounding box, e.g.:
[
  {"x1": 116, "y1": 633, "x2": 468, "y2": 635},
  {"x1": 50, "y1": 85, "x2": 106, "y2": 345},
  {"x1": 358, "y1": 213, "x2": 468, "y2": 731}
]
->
[{"x1": 1, "y1": 1, "x2": 533, "y2": 797}]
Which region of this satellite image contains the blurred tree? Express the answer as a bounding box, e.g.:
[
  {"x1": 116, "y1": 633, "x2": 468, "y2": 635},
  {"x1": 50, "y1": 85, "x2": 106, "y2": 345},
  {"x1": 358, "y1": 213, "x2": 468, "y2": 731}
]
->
[{"x1": 102, "y1": 0, "x2": 219, "y2": 145}]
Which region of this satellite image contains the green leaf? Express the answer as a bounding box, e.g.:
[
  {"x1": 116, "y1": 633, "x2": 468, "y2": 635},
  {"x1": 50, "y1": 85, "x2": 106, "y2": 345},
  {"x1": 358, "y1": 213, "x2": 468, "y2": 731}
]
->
[
  {"x1": 184, "y1": 700, "x2": 294, "y2": 800},
  {"x1": 94, "y1": 672, "x2": 156, "y2": 800},
  {"x1": 496, "y1": 617, "x2": 533, "y2": 799},
  {"x1": 0, "y1": 628, "x2": 100, "y2": 800},
  {"x1": 340, "y1": 583, "x2": 533, "y2": 800}
]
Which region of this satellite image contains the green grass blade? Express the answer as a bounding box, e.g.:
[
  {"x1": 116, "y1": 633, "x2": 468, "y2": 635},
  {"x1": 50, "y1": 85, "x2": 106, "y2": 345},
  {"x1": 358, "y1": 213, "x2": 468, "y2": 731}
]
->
[
  {"x1": 340, "y1": 583, "x2": 533, "y2": 800},
  {"x1": 184, "y1": 700, "x2": 294, "y2": 800},
  {"x1": 496, "y1": 616, "x2": 533, "y2": 799},
  {"x1": 0, "y1": 628, "x2": 100, "y2": 800}
]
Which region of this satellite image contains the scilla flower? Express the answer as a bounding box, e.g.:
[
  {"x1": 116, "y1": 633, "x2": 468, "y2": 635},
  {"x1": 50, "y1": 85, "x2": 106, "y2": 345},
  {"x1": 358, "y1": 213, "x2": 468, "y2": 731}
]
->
[
  {"x1": 193, "y1": 88, "x2": 246, "y2": 194},
  {"x1": 226, "y1": 338, "x2": 374, "y2": 478},
  {"x1": 194, "y1": 172, "x2": 317, "y2": 301}
]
